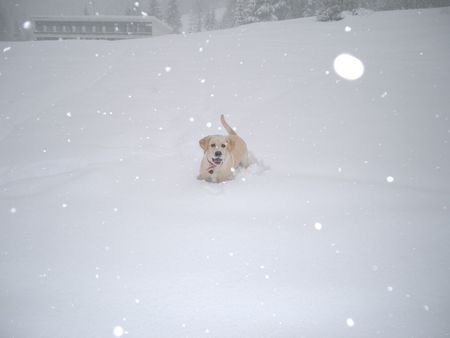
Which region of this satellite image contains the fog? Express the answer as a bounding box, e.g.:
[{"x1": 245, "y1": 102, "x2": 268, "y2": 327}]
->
[
  {"x1": 0, "y1": 0, "x2": 225, "y2": 40},
  {"x1": 1, "y1": 0, "x2": 449, "y2": 41}
]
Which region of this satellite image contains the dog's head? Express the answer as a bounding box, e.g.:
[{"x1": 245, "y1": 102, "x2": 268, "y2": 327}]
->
[{"x1": 199, "y1": 135, "x2": 236, "y2": 165}]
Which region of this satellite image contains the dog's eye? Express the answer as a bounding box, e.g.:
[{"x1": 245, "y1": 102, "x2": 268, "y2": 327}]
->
[
  {"x1": 211, "y1": 143, "x2": 216, "y2": 148},
  {"x1": 221, "y1": 144, "x2": 226, "y2": 148}
]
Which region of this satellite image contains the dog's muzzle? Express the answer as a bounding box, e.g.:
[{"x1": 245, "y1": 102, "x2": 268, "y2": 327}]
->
[{"x1": 212, "y1": 157, "x2": 222, "y2": 165}]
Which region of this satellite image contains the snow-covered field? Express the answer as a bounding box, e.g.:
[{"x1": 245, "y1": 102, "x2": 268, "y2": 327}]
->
[{"x1": 1, "y1": 8, "x2": 450, "y2": 338}]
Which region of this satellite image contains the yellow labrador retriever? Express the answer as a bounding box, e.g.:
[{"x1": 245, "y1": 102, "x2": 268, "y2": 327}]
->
[{"x1": 198, "y1": 115, "x2": 250, "y2": 182}]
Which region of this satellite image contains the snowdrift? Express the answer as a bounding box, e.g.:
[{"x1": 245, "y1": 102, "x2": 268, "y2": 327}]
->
[{"x1": 1, "y1": 8, "x2": 449, "y2": 338}]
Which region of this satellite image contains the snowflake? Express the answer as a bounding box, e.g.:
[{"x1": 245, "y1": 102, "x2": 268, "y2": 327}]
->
[
  {"x1": 333, "y1": 54, "x2": 364, "y2": 81},
  {"x1": 346, "y1": 318, "x2": 355, "y2": 327},
  {"x1": 23, "y1": 21, "x2": 32, "y2": 30},
  {"x1": 112, "y1": 326, "x2": 124, "y2": 337}
]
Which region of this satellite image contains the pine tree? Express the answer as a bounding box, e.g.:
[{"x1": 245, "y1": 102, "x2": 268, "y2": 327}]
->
[
  {"x1": 165, "y1": 0, "x2": 182, "y2": 33},
  {"x1": 234, "y1": 0, "x2": 248, "y2": 26},
  {"x1": 289, "y1": 0, "x2": 310, "y2": 18},
  {"x1": 245, "y1": 0, "x2": 259, "y2": 23},
  {"x1": 0, "y1": 2, "x2": 7, "y2": 40},
  {"x1": 189, "y1": 0, "x2": 203, "y2": 33},
  {"x1": 255, "y1": 0, "x2": 277, "y2": 21},
  {"x1": 148, "y1": 0, "x2": 162, "y2": 20},
  {"x1": 233, "y1": 0, "x2": 259, "y2": 26},
  {"x1": 126, "y1": 0, "x2": 139, "y2": 16},
  {"x1": 273, "y1": 0, "x2": 291, "y2": 20},
  {"x1": 84, "y1": 1, "x2": 97, "y2": 15},
  {"x1": 221, "y1": 0, "x2": 237, "y2": 28},
  {"x1": 204, "y1": 9, "x2": 218, "y2": 31},
  {"x1": 316, "y1": 0, "x2": 344, "y2": 21}
]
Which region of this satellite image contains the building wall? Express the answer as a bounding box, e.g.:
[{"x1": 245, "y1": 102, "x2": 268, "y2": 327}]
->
[{"x1": 31, "y1": 16, "x2": 172, "y2": 41}]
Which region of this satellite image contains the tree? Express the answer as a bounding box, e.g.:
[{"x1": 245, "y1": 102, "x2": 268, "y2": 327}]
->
[
  {"x1": 234, "y1": 0, "x2": 249, "y2": 25},
  {"x1": 221, "y1": 0, "x2": 237, "y2": 28},
  {"x1": 84, "y1": 1, "x2": 96, "y2": 16},
  {"x1": 273, "y1": 0, "x2": 291, "y2": 20},
  {"x1": 245, "y1": 0, "x2": 259, "y2": 23},
  {"x1": 254, "y1": 0, "x2": 278, "y2": 21},
  {"x1": 204, "y1": 9, "x2": 218, "y2": 31},
  {"x1": 189, "y1": 0, "x2": 203, "y2": 33},
  {"x1": 290, "y1": 0, "x2": 313, "y2": 18},
  {"x1": 165, "y1": 0, "x2": 182, "y2": 33},
  {"x1": 148, "y1": 0, "x2": 162, "y2": 20},
  {"x1": 316, "y1": 0, "x2": 344, "y2": 21},
  {"x1": 0, "y1": 2, "x2": 8, "y2": 40},
  {"x1": 126, "y1": 0, "x2": 140, "y2": 15}
]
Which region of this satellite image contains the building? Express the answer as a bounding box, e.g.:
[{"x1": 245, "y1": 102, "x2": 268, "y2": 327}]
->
[{"x1": 30, "y1": 16, "x2": 173, "y2": 41}]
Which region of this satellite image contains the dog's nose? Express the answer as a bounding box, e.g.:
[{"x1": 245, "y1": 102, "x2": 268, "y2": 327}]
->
[{"x1": 215, "y1": 151, "x2": 222, "y2": 157}]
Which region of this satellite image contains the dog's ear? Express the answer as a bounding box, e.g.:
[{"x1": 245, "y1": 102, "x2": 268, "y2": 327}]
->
[
  {"x1": 227, "y1": 135, "x2": 237, "y2": 151},
  {"x1": 199, "y1": 136, "x2": 211, "y2": 152}
]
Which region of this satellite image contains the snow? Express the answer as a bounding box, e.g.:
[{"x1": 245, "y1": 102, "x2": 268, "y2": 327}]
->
[
  {"x1": 112, "y1": 326, "x2": 125, "y2": 337},
  {"x1": 346, "y1": 318, "x2": 355, "y2": 327},
  {"x1": 22, "y1": 21, "x2": 32, "y2": 30},
  {"x1": 333, "y1": 53, "x2": 365, "y2": 80},
  {"x1": 314, "y1": 222, "x2": 323, "y2": 231},
  {"x1": 1, "y1": 7, "x2": 450, "y2": 338}
]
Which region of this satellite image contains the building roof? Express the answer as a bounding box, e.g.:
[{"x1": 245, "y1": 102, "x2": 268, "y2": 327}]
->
[{"x1": 31, "y1": 15, "x2": 171, "y2": 30}]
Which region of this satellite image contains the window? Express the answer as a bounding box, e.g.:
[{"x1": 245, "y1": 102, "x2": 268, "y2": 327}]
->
[{"x1": 127, "y1": 22, "x2": 137, "y2": 33}]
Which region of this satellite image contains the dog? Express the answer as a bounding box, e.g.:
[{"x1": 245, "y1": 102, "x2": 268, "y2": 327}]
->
[{"x1": 198, "y1": 115, "x2": 250, "y2": 182}]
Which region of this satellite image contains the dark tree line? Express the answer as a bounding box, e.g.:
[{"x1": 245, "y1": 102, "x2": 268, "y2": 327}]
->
[{"x1": 221, "y1": 0, "x2": 450, "y2": 27}]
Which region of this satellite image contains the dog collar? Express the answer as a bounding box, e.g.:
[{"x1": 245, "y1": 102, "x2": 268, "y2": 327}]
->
[{"x1": 207, "y1": 158, "x2": 222, "y2": 175}]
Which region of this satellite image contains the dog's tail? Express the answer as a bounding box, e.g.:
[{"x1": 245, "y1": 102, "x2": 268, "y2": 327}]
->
[{"x1": 220, "y1": 114, "x2": 237, "y2": 136}]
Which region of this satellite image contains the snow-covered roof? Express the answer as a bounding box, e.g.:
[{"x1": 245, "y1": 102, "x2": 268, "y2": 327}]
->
[{"x1": 31, "y1": 15, "x2": 171, "y2": 30}]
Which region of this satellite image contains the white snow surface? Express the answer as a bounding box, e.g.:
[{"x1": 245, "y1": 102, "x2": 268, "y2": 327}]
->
[{"x1": 1, "y1": 8, "x2": 450, "y2": 338}]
